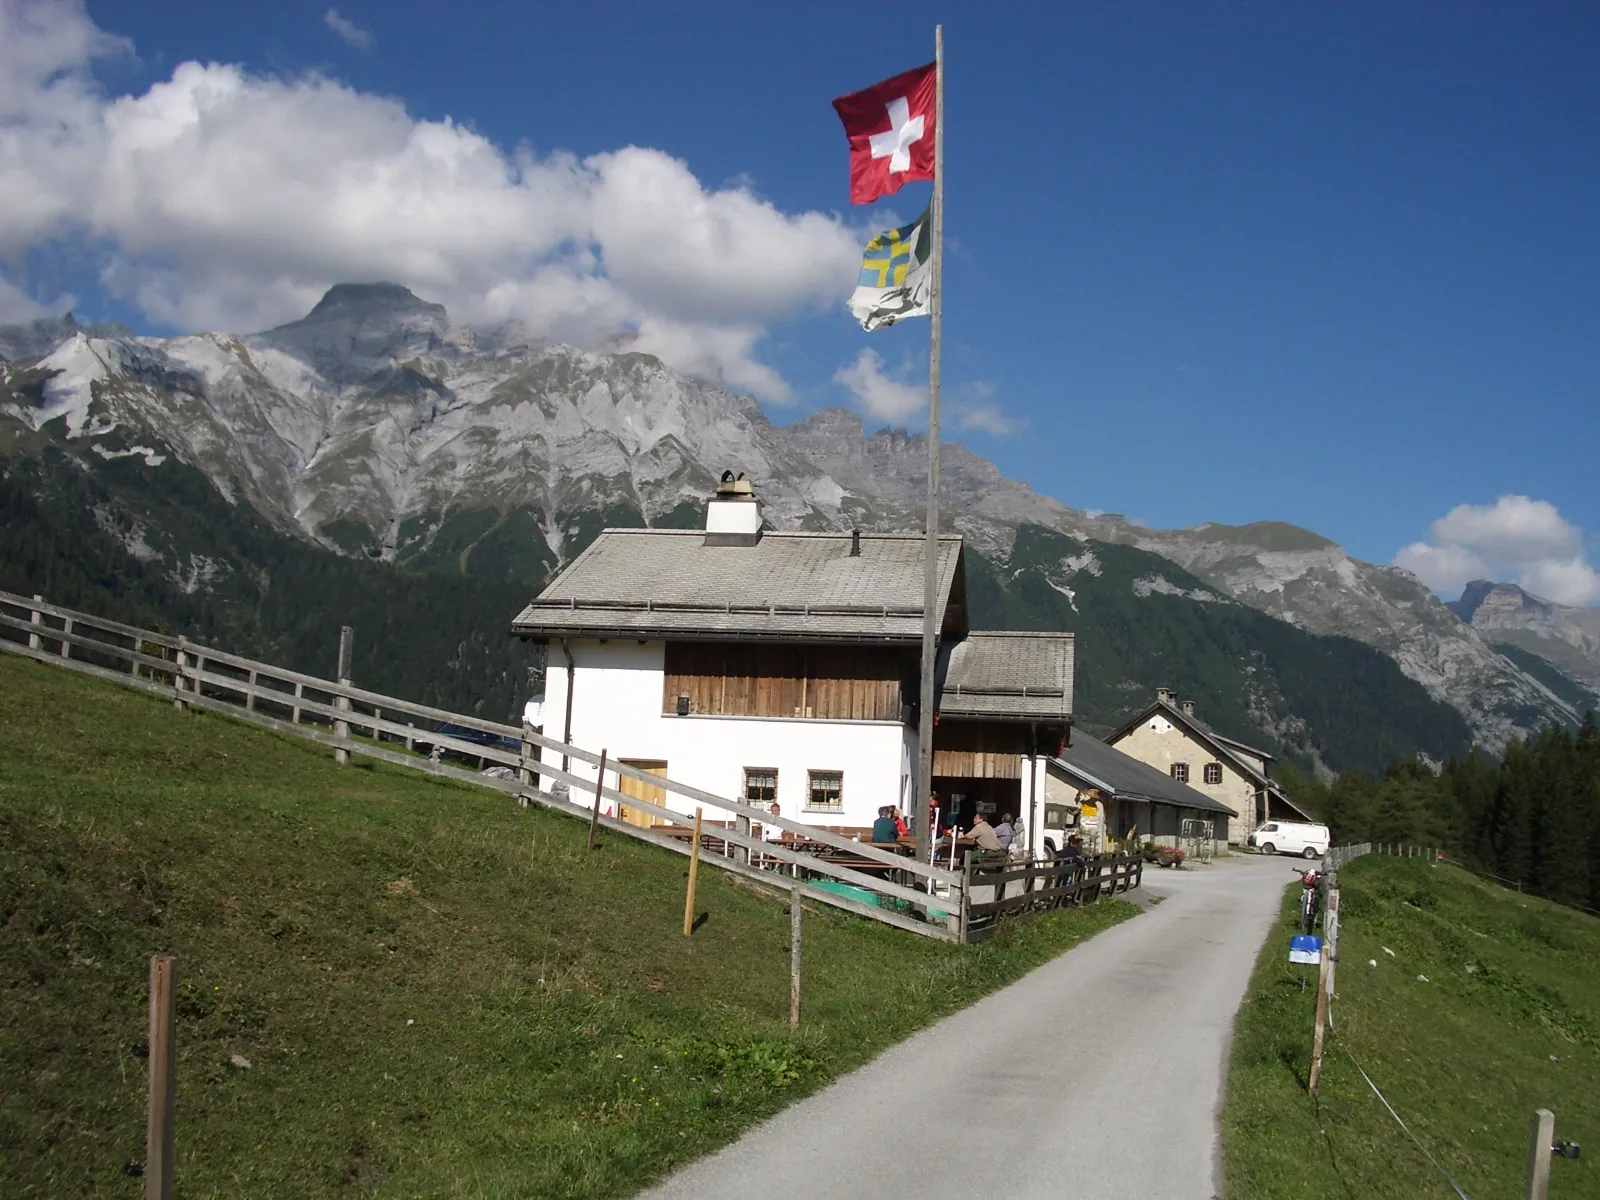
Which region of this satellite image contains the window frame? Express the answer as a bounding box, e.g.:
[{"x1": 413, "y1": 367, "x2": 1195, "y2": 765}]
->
[
  {"x1": 743, "y1": 767, "x2": 778, "y2": 806},
  {"x1": 1170, "y1": 762, "x2": 1190, "y2": 784},
  {"x1": 1203, "y1": 762, "x2": 1223, "y2": 786},
  {"x1": 805, "y1": 769, "x2": 844, "y2": 812}
]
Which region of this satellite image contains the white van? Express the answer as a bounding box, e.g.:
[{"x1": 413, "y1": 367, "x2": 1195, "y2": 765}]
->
[{"x1": 1249, "y1": 820, "x2": 1330, "y2": 859}]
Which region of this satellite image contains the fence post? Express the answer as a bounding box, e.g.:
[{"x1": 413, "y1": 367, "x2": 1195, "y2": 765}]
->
[
  {"x1": 1325, "y1": 887, "x2": 1341, "y2": 997},
  {"x1": 735, "y1": 813, "x2": 751, "y2": 867},
  {"x1": 1526, "y1": 1108, "x2": 1555, "y2": 1200},
  {"x1": 519, "y1": 721, "x2": 537, "y2": 793},
  {"x1": 789, "y1": 888, "x2": 802, "y2": 1031},
  {"x1": 28, "y1": 594, "x2": 43, "y2": 651},
  {"x1": 146, "y1": 955, "x2": 177, "y2": 1200},
  {"x1": 682, "y1": 807, "x2": 703, "y2": 936},
  {"x1": 587, "y1": 750, "x2": 607, "y2": 851},
  {"x1": 334, "y1": 625, "x2": 353, "y2": 765},
  {"x1": 59, "y1": 616, "x2": 72, "y2": 660},
  {"x1": 172, "y1": 637, "x2": 188, "y2": 711},
  {"x1": 1309, "y1": 943, "x2": 1331, "y2": 1096},
  {"x1": 958, "y1": 857, "x2": 974, "y2": 942}
]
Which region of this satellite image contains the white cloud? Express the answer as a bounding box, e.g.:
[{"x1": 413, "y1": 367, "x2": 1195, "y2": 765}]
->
[
  {"x1": 833, "y1": 348, "x2": 925, "y2": 422},
  {"x1": 0, "y1": 0, "x2": 861, "y2": 401},
  {"x1": 1394, "y1": 495, "x2": 1600, "y2": 606},
  {"x1": 951, "y1": 379, "x2": 1021, "y2": 437},
  {"x1": 323, "y1": 9, "x2": 373, "y2": 51},
  {"x1": 955, "y1": 404, "x2": 1019, "y2": 437}
]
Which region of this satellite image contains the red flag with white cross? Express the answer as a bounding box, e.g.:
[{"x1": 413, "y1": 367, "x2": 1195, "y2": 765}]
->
[{"x1": 832, "y1": 61, "x2": 937, "y2": 205}]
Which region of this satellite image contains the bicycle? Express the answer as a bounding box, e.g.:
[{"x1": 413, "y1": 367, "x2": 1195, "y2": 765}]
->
[{"x1": 1297, "y1": 867, "x2": 1322, "y2": 933}]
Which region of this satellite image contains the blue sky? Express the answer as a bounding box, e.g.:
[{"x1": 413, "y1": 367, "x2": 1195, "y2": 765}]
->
[{"x1": 5, "y1": 2, "x2": 1599, "y2": 601}]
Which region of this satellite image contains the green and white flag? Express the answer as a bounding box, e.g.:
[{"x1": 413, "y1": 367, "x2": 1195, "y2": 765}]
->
[{"x1": 849, "y1": 207, "x2": 931, "y2": 332}]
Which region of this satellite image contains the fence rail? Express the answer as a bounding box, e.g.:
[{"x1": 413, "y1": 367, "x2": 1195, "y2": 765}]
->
[
  {"x1": 1325, "y1": 842, "x2": 1372, "y2": 872},
  {"x1": 1, "y1": 588, "x2": 1146, "y2": 942}
]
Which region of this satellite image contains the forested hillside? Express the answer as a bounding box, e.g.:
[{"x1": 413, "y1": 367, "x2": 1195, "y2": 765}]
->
[
  {"x1": 0, "y1": 445, "x2": 541, "y2": 721},
  {"x1": 969, "y1": 524, "x2": 1474, "y2": 776},
  {"x1": 1280, "y1": 716, "x2": 1600, "y2": 914}
]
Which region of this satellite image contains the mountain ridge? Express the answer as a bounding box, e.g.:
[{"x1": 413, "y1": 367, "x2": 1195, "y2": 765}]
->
[{"x1": 0, "y1": 286, "x2": 1584, "y2": 751}]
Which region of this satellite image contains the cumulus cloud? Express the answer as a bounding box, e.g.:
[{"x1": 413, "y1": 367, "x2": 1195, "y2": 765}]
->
[
  {"x1": 0, "y1": 0, "x2": 861, "y2": 400},
  {"x1": 1394, "y1": 495, "x2": 1600, "y2": 606},
  {"x1": 833, "y1": 348, "x2": 925, "y2": 422},
  {"x1": 951, "y1": 379, "x2": 1021, "y2": 437},
  {"x1": 323, "y1": 8, "x2": 372, "y2": 50}
]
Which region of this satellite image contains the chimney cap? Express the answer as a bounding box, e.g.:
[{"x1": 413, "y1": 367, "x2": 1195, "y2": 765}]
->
[
  {"x1": 1180, "y1": 699, "x2": 1196, "y2": 716},
  {"x1": 1156, "y1": 686, "x2": 1177, "y2": 705},
  {"x1": 715, "y1": 471, "x2": 755, "y2": 499}
]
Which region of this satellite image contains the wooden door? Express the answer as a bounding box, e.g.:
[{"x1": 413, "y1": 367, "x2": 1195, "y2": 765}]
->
[{"x1": 618, "y1": 760, "x2": 668, "y2": 827}]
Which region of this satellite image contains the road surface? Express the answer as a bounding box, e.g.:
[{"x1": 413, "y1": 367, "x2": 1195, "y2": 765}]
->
[{"x1": 642, "y1": 852, "x2": 1290, "y2": 1200}]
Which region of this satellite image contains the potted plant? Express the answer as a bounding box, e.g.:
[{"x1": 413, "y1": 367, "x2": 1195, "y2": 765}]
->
[{"x1": 1156, "y1": 845, "x2": 1187, "y2": 868}]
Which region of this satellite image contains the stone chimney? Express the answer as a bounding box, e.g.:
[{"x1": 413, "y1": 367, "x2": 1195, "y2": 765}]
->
[
  {"x1": 704, "y1": 472, "x2": 761, "y2": 546},
  {"x1": 1156, "y1": 686, "x2": 1176, "y2": 706},
  {"x1": 1180, "y1": 699, "x2": 1196, "y2": 718}
]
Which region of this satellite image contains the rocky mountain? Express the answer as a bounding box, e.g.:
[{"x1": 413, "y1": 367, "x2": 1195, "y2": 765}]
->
[
  {"x1": 1449, "y1": 580, "x2": 1600, "y2": 695},
  {"x1": 1, "y1": 283, "x2": 1587, "y2": 753}
]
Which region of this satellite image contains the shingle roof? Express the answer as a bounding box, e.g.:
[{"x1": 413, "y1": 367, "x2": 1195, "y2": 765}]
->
[
  {"x1": 1051, "y1": 733, "x2": 1235, "y2": 816},
  {"x1": 511, "y1": 529, "x2": 964, "y2": 644},
  {"x1": 937, "y1": 631, "x2": 1074, "y2": 722}
]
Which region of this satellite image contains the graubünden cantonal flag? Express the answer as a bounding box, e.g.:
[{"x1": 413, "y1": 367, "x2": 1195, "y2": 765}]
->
[{"x1": 832, "y1": 61, "x2": 937, "y2": 205}]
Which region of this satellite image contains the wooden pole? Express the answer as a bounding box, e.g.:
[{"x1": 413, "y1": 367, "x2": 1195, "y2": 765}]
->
[
  {"x1": 519, "y1": 721, "x2": 537, "y2": 792},
  {"x1": 1326, "y1": 887, "x2": 1341, "y2": 997},
  {"x1": 172, "y1": 636, "x2": 188, "y2": 711},
  {"x1": 913, "y1": 24, "x2": 945, "y2": 880},
  {"x1": 146, "y1": 955, "x2": 177, "y2": 1200},
  {"x1": 1525, "y1": 1108, "x2": 1555, "y2": 1200},
  {"x1": 789, "y1": 887, "x2": 802, "y2": 1031},
  {"x1": 334, "y1": 625, "x2": 353, "y2": 765},
  {"x1": 28, "y1": 594, "x2": 43, "y2": 651},
  {"x1": 1309, "y1": 943, "x2": 1331, "y2": 1096},
  {"x1": 587, "y1": 749, "x2": 608, "y2": 851},
  {"x1": 683, "y1": 806, "x2": 703, "y2": 936},
  {"x1": 59, "y1": 616, "x2": 72, "y2": 660}
]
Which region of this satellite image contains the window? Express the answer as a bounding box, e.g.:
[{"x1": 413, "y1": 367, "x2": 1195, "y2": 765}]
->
[
  {"x1": 1170, "y1": 763, "x2": 1189, "y2": 784},
  {"x1": 807, "y1": 770, "x2": 843, "y2": 811},
  {"x1": 744, "y1": 767, "x2": 777, "y2": 805},
  {"x1": 1203, "y1": 763, "x2": 1222, "y2": 785}
]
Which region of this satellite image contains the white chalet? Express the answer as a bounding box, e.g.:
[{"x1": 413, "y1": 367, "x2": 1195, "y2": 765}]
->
[{"x1": 510, "y1": 478, "x2": 1073, "y2": 849}]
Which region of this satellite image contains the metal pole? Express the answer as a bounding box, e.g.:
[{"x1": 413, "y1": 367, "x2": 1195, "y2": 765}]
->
[{"x1": 914, "y1": 24, "x2": 945, "y2": 877}]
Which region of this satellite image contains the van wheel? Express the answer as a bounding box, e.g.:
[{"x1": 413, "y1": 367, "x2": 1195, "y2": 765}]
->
[
  {"x1": 1303, "y1": 846, "x2": 1320, "y2": 859},
  {"x1": 1259, "y1": 842, "x2": 1276, "y2": 855}
]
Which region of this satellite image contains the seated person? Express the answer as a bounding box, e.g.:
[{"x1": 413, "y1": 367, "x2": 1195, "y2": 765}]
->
[
  {"x1": 967, "y1": 812, "x2": 1002, "y2": 852},
  {"x1": 893, "y1": 808, "x2": 909, "y2": 838},
  {"x1": 870, "y1": 806, "x2": 900, "y2": 845},
  {"x1": 1057, "y1": 834, "x2": 1086, "y2": 863}
]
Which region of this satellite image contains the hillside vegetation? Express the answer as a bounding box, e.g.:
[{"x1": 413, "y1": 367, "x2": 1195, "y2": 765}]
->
[
  {"x1": 969, "y1": 524, "x2": 1473, "y2": 775},
  {"x1": 0, "y1": 652, "x2": 1130, "y2": 1198},
  {"x1": 1224, "y1": 854, "x2": 1599, "y2": 1198},
  {"x1": 1282, "y1": 716, "x2": 1600, "y2": 913}
]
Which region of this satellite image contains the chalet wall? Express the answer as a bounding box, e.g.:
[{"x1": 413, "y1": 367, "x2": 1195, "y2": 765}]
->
[
  {"x1": 1111, "y1": 715, "x2": 1257, "y2": 837},
  {"x1": 931, "y1": 721, "x2": 1029, "y2": 780},
  {"x1": 547, "y1": 638, "x2": 913, "y2": 829},
  {"x1": 663, "y1": 643, "x2": 907, "y2": 722}
]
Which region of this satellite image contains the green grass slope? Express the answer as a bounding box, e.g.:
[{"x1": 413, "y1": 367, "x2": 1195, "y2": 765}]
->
[
  {"x1": 1223, "y1": 854, "x2": 1599, "y2": 1198},
  {"x1": 0, "y1": 653, "x2": 1132, "y2": 1198}
]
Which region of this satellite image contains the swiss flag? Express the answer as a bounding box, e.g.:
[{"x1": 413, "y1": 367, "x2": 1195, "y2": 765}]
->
[{"x1": 832, "y1": 62, "x2": 937, "y2": 206}]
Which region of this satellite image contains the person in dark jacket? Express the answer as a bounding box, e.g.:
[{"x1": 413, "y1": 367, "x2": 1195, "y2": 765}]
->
[{"x1": 871, "y1": 806, "x2": 901, "y2": 844}]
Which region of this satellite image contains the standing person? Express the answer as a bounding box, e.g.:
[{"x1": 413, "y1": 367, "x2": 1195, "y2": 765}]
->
[
  {"x1": 968, "y1": 811, "x2": 1001, "y2": 852},
  {"x1": 761, "y1": 801, "x2": 785, "y2": 868},
  {"x1": 993, "y1": 812, "x2": 1015, "y2": 850},
  {"x1": 871, "y1": 806, "x2": 900, "y2": 845}
]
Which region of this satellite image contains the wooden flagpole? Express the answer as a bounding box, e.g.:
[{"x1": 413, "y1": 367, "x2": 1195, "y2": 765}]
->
[{"x1": 914, "y1": 25, "x2": 945, "y2": 876}]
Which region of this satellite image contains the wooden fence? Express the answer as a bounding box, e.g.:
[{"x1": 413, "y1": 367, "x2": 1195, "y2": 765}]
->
[
  {"x1": 0, "y1": 589, "x2": 1143, "y2": 943},
  {"x1": 961, "y1": 852, "x2": 1143, "y2": 943}
]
